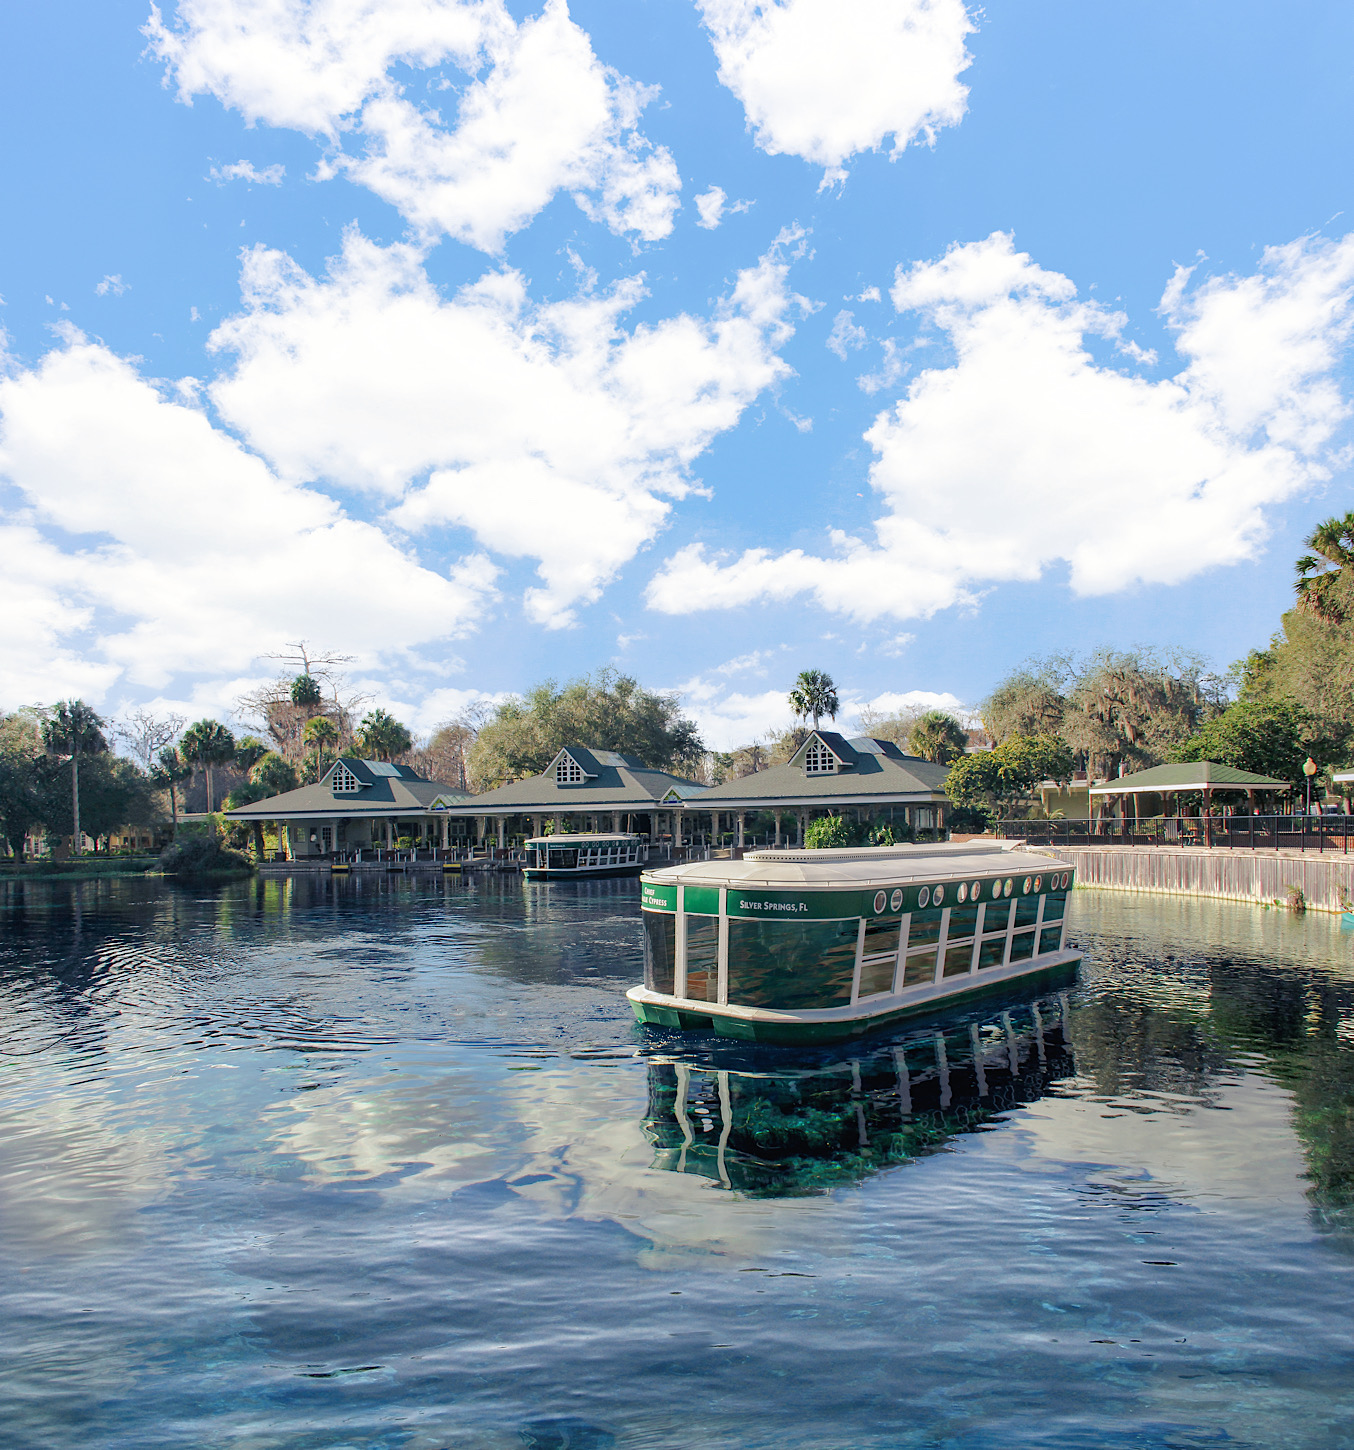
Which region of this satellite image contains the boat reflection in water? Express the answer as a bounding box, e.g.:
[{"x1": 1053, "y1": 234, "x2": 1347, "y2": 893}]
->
[{"x1": 642, "y1": 989, "x2": 1074, "y2": 1196}]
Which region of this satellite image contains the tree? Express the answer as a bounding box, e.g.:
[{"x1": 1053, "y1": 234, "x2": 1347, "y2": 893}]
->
[
  {"x1": 234, "y1": 735, "x2": 269, "y2": 779},
  {"x1": 908, "y1": 711, "x2": 968, "y2": 764},
  {"x1": 410, "y1": 718, "x2": 481, "y2": 791},
  {"x1": 150, "y1": 746, "x2": 193, "y2": 830},
  {"x1": 355, "y1": 708, "x2": 412, "y2": 762},
  {"x1": 180, "y1": 718, "x2": 236, "y2": 813},
  {"x1": 468, "y1": 669, "x2": 704, "y2": 787},
  {"x1": 1295, "y1": 512, "x2": 1354, "y2": 623},
  {"x1": 235, "y1": 646, "x2": 363, "y2": 768},
  {"x1": 945, "y1": 734, "x2": 1074, "y2": 820},
  {"x1": 983, "y1": 666, "x2": 1066, "y2": 743},
  {"x1": 290, "y1": 673, "x2": 324, "y2": 711},
  {"x1": 251, "y1": 752, "x2": 299, "y2": 797},
  {"x1": 303, "y1": 716, "x2": 340, "y2": 779},
  {"x1": 788, "y1": 670, "x2": 839, "y2": 731},
  {"x1": 114, "y1": 708, "x2": 186, "y2": 772},
  {"x1": 854, "y1": 705, "x2": 925, "y2": 753},
  {"x1": 1174, "y1": 699, "x2": 1321, "y2": 787},
  {"x1": 41, "y1": 700, "x2": 108, "y2": 855}
]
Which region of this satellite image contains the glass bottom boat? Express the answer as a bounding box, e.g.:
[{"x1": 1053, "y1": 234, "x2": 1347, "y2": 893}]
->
[
  {"x1": 629, "y1": 842, "x2": 1081, "y2": 1044},
  {"x1": 523, "y1": 832, "x2": 648, "y2": 880}
]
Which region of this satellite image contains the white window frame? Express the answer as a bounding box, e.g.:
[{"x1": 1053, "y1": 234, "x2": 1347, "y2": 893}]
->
[
  {"x1": 802, "y1": 738, "x2": 838, "y2": 776},
  {"x1": 332, "y1": 763, "x2": 361, "y2": 793},
  {"x1": 555, "y1": 754, "x2": 586, "y2": 784}
]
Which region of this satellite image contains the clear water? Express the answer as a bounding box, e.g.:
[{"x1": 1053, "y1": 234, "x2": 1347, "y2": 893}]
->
[{"x1": 4, "y1": 875, "x2": 1354, "y2": 1450}]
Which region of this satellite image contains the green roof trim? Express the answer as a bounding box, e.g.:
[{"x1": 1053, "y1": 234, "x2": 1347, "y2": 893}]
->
[{"x1": 1088, "y1": 761, "x2": 1289, "y2": 794}]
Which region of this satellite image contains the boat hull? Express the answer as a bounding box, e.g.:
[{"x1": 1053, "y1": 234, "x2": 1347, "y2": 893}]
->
[
  {"x1": 523, "y1": 863, "x2": 645, "y2": 880},
  {"x1": 627, "y1": 949, "x2": 1082, "y2": 1044}
]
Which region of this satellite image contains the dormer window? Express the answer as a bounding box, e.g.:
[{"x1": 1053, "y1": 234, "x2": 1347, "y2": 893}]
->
[
  {"x1": 556, "y1": 755, "x2": 586, "y2": 784},
  {"x1": 803, "y1": 738, "x2": 838, "y2": 775},
  {"x1": 332, "y1": 763, "x2": 362, "y2": 793}
]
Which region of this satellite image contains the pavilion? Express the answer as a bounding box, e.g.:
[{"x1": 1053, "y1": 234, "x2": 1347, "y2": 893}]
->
[
  {"x1": 689, "y1": 731, "x2": 952, "y2": 847},
  {"x1": 223, "y1": 757, "x2": 473, "y2": 857},
  {"x1": 445, "y1": 747, "x2": 708, "y2": 847},
  {"x1": 1089, "y1": 761, "x2": 1289, "y2": 824}
]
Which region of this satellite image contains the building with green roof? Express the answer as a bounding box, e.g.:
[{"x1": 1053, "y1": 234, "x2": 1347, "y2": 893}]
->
[
  {"x1": 1089, "y1": 761, "x2": 1290, "y2": 822},
  {"x1": 690, "y1": 731, "x2": 952, "y2": 847},
  {"x1": 446, "y1": 747, "x2": 708, "y2": 847},
  {"x1": 224, "y1": 757, "x2": 474, "y2": 857}
]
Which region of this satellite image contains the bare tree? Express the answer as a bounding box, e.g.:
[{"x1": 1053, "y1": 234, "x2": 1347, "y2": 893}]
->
[{"x1": 115, "y1": 709, "x2": 186, "y2": 771}]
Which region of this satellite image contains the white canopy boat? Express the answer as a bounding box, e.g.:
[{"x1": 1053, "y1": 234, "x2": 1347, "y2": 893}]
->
[
  {"x1": 628, "y1": 841, "x2": 1080, "y2": 1044},
  {"x1": 523, "y1": 832, "x2": 648, "y2": 880}
]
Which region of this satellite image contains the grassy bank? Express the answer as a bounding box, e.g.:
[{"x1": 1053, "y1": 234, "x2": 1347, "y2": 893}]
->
[{"x1": 0, "y1": 856, "x2": 163, "y2": 881}]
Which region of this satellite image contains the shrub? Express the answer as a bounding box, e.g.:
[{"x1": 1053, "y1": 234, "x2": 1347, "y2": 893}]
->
[
  {"x1": 157, "y1": 835, "x2": 253, "y2": 879},
  {"x1": 805, "y1": 815, "x2": 862, "y2": 849},
  {"x1": 947, "y1": 804, "x2": 993, "y2": 835}
]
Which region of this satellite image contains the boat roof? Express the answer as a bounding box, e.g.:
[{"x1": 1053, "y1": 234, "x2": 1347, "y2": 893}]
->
[
  {"x1": 645, "y1": 841, "x2": 1069, "y2": 890},
  {"x1": 525, "y1": 832, "x2": 644, "y2": 844}
]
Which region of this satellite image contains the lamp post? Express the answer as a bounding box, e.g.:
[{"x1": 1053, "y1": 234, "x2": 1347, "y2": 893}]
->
[{"x1": 1304, "y1": 756, "x2": 1318, "y2": 817}]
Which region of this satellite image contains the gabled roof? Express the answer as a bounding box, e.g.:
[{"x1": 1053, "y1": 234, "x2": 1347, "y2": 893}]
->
[
  {"x1": 695, "y1": 735, "x2": 950, "y2": 808},
  {"x1": 458, "y1": 746, "x2": 706, "y2": 814},
  {"x1": 224, "y1": 757, "x2": 473, "y2": 819},
  {"x1": 1089, "y1": 761, "x2": 1289, "y2": 794}
]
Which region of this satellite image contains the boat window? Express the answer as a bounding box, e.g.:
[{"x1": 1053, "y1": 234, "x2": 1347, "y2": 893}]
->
[
  {"x1": 1042, "y1": 893, "x2": 1066, "y2": 922},
  {"x1": 984, "y1": 901, "x2": 1013, "y2": 934},
  {"x1": 684, "y1": 916, "x2": 720, "y2": 1004},
  {"x1": 862, "y1": 918, "x2": 901, "y2": 958},
  {"x1": 1039, "y1": 925, "x2": 1064, "y2": 956},
  {"x1": 858, "y1": 954, "x2": 896, "y2": 998},
  {"x1": 726, "y1": 918, "x2": 857, "y2": 1010},
  {"x1": 643, "y1": 912, "x2": 676, "y2": 995},
  {"x1": 1009, "y1": 930, "x2": 1037, "y2": 962},
  {"x1": 549, "y1": 849, "x2": 578, "y2": 869},
  {"x1": 946, "y1": 905, "x2": 980, "y2": 941},
  {"x1": 977, "y1": 937, "x2": 1006, "y2": 970},
  {"x1": 902, "y1": 951, "x2": 937, "y2": 987},
  {"x1": 1013, "y1": 895, "x2": 1039, "y2": 927},
  {"x1": 943, "y1": 942, "x2": 974, "y2": 977},
  {"x1": 905, "y1": 908, "x2": 944, "y2": 948}
]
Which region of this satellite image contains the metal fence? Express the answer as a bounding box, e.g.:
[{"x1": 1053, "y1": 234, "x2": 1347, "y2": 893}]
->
[{"x1": 993, "y1": 815, "x2": 1354, "y2": 852}]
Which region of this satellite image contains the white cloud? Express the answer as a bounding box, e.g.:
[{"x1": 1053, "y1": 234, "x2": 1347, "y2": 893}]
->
[
  {"x1": 95, "y1": 274, "x2": 128, "y2": 296},
  {"x1": 647, "y1": 230, "x2": 1354, "y2": 622},
  {"x1": 149, "y1": 0, "x2": 681, "y2": 251},
  {"x1": 210, "y1": 159, "x2": 286, "y2": 184},
  {"x1": 826, "y1": 307, "x2": 867, "y2": 358},
  {"x1": 208, "y1": 226, "x2": 808, "y2": 626},
  {"x1": 849, "y1": 687, "x2": 966, "y2": 729},
  {"x1": 674, "y1": 677, "x2": 791, "y2": 751},
  {"x1": 0, "y1": 328, "x2": 496, "y2": 706},
  {"x1": 694, "y1": 185, "x2": 726, "y2": 229},
  {"x1": 696, "y1": 0, "x2": 972, "y2": 183}
]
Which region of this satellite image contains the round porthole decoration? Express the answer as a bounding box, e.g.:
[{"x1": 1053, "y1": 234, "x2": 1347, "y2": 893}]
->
[
  {"x1": 1022, "y1": 877, "x2": 1032, "y2": 894},
  {"x1": 972, "y1": 881, "x2": 982, "y2": 899},
  {"x1": 1034, "y1": 875, "x2": 1042, "y2": 892},
  {"x1": 991, "y1": 880, "x2": 1002, "y2": 899},
  {"x1": 1003, "y1": 877, "x2": 1014, "y2": 897},
  {"x1": 933, "y1": 885, "x2": 945, "y2": 906},
  {"x1": 957, "y1": 882, "x2": 968, "y2": 903},
  {"x1": 891, "y1": 888, "x2": 903, "y2": 911},
  {"x1": 918, "y1": 886, "x2": 931, "y2": 908},
  {"x1": 873, "y1": 890, "x2": 887, "y2": 914},
  {"x1": 1062, "y1": 871, "x2": 1071, "y2": 889}
]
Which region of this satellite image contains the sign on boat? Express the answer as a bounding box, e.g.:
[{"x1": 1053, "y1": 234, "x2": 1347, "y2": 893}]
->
[
  {"x1": 523, "y1": 832, "x2": 648, "y2": 880},
  {"x1": 629, "y1": 841, "x2": 1081, "y2": 1044}
]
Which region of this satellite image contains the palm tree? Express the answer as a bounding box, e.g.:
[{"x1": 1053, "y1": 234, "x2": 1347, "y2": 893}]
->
[
  {"x1": 41, "y1": 700, "x2": 107, "y2": 856},
  {"x1": 788, "y1": 670, "x2": 839, "y2": 732},
  {"x1": 234, "y1": 735, "x2": 269, "y2": 779},
  {"x1": 1295, "y1": 511, "x2": 1354, "y2": 622},
  {"x1": 150, "y1": 745, "x2": 193, "y2": 831},
  {"x1": 908, "y1": 711, "x2": 969, "y2": 765},
  {"x1": 303, "y1": 716, "x2": 339, "y2": 779},
  {"x1": 355, "y1": 709, "x2": 412, "y2": 762},
  {"x1": 180, "y1": 719, "x2": 236, "y2": 813}
]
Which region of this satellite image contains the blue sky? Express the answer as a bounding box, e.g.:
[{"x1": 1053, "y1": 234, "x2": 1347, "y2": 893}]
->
[{"x1": 3, "y1": 0, "x2": 1354, "y2": 748}]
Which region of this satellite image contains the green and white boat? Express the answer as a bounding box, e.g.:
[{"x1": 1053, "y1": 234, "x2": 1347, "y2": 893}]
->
[
  {"x1": 629, "y1": 842, "x2": 1080, "y2": 1044},
  {"x1": 523, "y1": 832, "x2": 648, "y2": 880}
]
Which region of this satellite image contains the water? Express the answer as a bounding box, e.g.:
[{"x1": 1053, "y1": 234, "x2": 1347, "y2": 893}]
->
[{"x1": 3, "y1": 875, "x2": 1354, "y2": 1449}]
